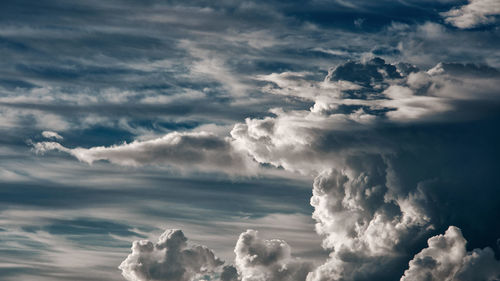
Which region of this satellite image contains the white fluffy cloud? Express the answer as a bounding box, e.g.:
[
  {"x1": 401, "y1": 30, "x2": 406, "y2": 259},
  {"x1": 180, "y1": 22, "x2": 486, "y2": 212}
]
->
[
  {"x1": 401, "y1": 226, "x2": 500, "y2": 281},
  {"x1": 41, "y1": 130, "x2": 63, "y2": 140},
  {"x1": 119, "y1": 229, "x2": 226, "y2": 281},
  {"x1": 230, "y1": 58, "x2": 500, "y2": 280},
  {"x1": 234, "y1": 229, "x2": 313, "y2": 281},
  {"x1": 441, "y1": 0, "x2": 500, "y2": 28},
  {"x1": 231, "y1": 59, "x2": 500, "y2": 174},
  {"x1": 306, "y1": 167, "x2": 432, "y2": 281},
  {"x1": 120, "y1": 228, "x2": 314, "y2": 281},
  {"x1": 34, "y1": 131, "x2": 256, "y2": 175}
]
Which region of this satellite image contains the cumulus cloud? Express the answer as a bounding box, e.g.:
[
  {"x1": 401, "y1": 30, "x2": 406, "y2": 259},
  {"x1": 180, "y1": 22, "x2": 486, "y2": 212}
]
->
[
  {"x1": 306, "y1": 166, "x2": 433, "y2": 281},
  {"x1": 39, "y1": 57, "x2": 500, "y2": 281},
  {"x1": 401, "y1": 226, "x2": 500, "y2": 281},
  {"x1": 41, "y1": 130, "x2": 63, "y2": 140},
  {"x1": 230, "y1": 58, "x2": 500, "y2": 280},
  {"x1": 441, "y1": 0, "x2": 500, "y2": 28},
  {"x1": 234, "y1": 229, "x2": 313, "y2": 281},
  {"x1": 34, "y1": 131, "x2": 256, "y2": 174},
  {"x1": 232, "y1": 58, "x2": 500, "y2": 172},
  {"x1": 119, "y1": 229, "x2": 226, "y2": 281},
  {"x1": 120, "y1": 228, "x2": 314, "y2": 281}
]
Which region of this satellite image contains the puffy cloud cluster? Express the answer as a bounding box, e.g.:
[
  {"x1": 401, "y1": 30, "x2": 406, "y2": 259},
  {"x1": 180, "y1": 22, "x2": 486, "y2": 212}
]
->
[
  {"x1": 307, "y1": 167, "x2": 432, "y2": 281},
  {"x1": 441, "y1": 0, "x2": 500, "y2": 28},
  {"x1": 120, "y1": 229, "x2": 312, "y2": 281},
  {"x1": 119, "y1": 229, "x2": 225, "y2": 281},
  {"x1": 234, "y1": 229, "x2": 313, "y2": 281},
  {"x1": 401, "y1": 226, "x2": 500, "y2": 281},
  {"x1": 230, "y1": 58, "x2": 500, "y2": 280},
  {"x1": 34, "y1": 131, "x2": 256, "y2": 175}
]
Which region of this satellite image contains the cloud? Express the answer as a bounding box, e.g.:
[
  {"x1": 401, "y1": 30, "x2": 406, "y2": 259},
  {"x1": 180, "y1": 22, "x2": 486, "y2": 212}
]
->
[
  {"x1": 119, "y1": 229, "x2": 226, "y2": 281},
  {"x1": 230, "y1": 58, "x2": 500, "y2": 280},
  {"x1": 234, "y1": 229, "x2": 313, "y2": 281},
  {"x1": 34, "y1": 131, "x2": 257, "y2": 175},
  {"x1": 441, "y1": 0, "x2": 500, "y2": 28},
  {"x1": 32, "y1": 57, "x2": 500, "y2": 281},
  {"x1": 220, "y1": 265, "x2": 239, "y2": 281},
  {"x1": 232, "y1": 58, "x2": 500, "y2": 173},
  {"x1": 3, "y1": 0, "x2": 500, "y2": 280},
  {"x1": 41, "y1": 130, "x2": 63, "y2": 140},
  {"x1": 119, "y1": 228, "x2": 315, "y2": 281},
  {"x1": 305, "y1": 167, "x2": 432, "y2": 281},
  {"x1": 401, "y1": 226, "x2": 500, "y2": 281}
]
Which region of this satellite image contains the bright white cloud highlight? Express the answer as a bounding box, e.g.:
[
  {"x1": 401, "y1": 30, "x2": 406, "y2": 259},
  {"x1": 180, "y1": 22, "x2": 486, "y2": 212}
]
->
[
  {"x1": 234, "y1": 229, "x2": 313, "y2": 281},
  {"x1": 401, "y1": 226, "x2": 500, "y2": 281},
  {"x1": 119, "y1": 229, "x2": 226, "y2": 281},
  {"x1": 41, "y1": 130, "x2": 63, "y2": 140},
  {"x1": 441, "y1": 0, "x2": 500, "y2": 28}
]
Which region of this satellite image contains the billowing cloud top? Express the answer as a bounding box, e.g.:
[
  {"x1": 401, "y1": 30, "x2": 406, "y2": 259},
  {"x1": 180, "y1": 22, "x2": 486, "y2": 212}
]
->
[
  {"x1": 119, "y1": 229, "x2": 226, "y2": 281},
  {"x1": 110, "y1": 58, "x2": 500, "y2": 281},
  {"x1": 401, "y1": 226, "x2": 500, "y2": 281}
]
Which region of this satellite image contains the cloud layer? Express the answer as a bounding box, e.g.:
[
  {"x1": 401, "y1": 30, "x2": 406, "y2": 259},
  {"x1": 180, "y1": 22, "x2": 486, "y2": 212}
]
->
[{"x1": 2, "y1": 0, "x2": 500, "y2": 280}]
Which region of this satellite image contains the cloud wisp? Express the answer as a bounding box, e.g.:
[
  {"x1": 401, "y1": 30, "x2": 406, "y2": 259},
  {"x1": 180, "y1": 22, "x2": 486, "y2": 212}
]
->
[
  {"x1": 441, "y1": 0, "x2": 500, "y2": 28},
  {"x1": 34, "y1": 131, "x2": 257, "y2": 175}
]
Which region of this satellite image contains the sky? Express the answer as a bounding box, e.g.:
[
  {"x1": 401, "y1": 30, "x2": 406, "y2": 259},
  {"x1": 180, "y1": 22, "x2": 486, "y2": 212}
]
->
[{"x1": 1, "y1": 0, "x2": 500, "y2": 280}]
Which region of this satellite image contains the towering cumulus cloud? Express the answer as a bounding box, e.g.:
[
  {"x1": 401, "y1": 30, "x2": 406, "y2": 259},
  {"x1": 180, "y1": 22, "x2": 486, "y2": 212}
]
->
[
  {"x1": 231, "y1": 58, "x2": 500, "y2": 280},
  {"x1": 38, "y1": 58, "x2": 500, "y2": 281}
]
